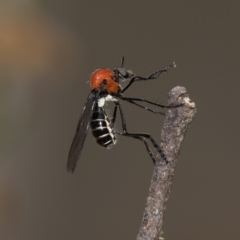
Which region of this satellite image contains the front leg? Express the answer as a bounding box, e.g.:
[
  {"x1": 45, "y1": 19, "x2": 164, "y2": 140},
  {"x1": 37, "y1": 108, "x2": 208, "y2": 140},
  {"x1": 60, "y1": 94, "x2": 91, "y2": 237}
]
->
[{"x1": 120, "y1": 62, "x2": 176, "y2": 93}]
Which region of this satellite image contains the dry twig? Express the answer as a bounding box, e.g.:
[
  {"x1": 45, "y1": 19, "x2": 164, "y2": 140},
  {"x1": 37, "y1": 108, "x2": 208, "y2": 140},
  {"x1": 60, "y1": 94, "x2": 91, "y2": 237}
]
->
[{"x1": 136, "y1": 86, "x2": 196, "y2": 240}]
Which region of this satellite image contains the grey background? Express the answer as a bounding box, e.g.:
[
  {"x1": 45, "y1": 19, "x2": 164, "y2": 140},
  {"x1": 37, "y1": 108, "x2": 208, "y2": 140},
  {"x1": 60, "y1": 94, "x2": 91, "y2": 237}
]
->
[{"x1": 1, "y1": 1, "x2": 239, "y2": 239}]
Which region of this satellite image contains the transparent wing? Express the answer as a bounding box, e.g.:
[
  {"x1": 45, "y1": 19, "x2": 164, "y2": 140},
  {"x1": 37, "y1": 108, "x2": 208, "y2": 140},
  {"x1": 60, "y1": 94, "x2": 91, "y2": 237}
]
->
[{"x1": 67, "y1": 92, "x2": 97, "y2": 173}]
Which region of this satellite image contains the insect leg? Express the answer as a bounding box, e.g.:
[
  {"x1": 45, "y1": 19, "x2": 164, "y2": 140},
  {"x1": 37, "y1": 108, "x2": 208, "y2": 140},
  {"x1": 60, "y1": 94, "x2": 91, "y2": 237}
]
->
[
  {"x1": 130, "y1": 132, "x2": 168, "y2": 163},
  {"x1": 119, "y1": 96, "x2": 184, "y2": 109},
  {"x1": 121, "y1": 100, "x2": 165, "y2": 115},
  {"x1": 121, "y1": 62, "x2": 176, "y2": 93},
  {"x1": 115, "y1": 130, "x2": 168, "y2": 164},
  {"x1": 114, "y1": 101, "x2": 128, "y2": 132},
  {"x1": 113, "y1": 100, "x2": 167, "y2": 164},
  {"x1": 115, "y1": 131, "x2": 156, "y2": 164},
  {"x1": 109, "y1": 105, "x2": 118, "y2": 128}
]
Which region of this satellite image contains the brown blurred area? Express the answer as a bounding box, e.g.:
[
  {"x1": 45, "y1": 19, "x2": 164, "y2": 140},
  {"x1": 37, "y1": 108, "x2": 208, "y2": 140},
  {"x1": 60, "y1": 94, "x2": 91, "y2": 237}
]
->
[{"x1": 0, "y1": 1, "x2": 240, "y2": 240}]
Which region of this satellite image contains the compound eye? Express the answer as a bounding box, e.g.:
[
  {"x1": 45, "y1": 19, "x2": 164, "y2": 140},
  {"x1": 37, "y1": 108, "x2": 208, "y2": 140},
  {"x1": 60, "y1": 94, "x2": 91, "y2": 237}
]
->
[{"x1": 116, "y1": 68, "x2": 129, "y2": 78}]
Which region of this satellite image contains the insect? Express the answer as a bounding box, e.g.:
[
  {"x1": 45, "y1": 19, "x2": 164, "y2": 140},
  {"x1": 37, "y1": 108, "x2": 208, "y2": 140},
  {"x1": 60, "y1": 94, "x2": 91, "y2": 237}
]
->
[{"x1": 67, "y1": 57, "x2": 182, "y2": 173}]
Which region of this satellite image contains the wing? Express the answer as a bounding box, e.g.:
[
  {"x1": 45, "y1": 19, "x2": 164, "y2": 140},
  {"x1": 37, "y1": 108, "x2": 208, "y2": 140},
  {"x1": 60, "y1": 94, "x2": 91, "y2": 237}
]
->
[{"x1": 67, "y1": 91, "x2": 97, "y2": 173}]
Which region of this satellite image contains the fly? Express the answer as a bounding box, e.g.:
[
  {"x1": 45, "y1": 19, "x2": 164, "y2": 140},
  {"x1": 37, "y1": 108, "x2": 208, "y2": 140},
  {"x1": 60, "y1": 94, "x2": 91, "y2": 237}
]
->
[{"x1": 67, "y1": 57, "x2": 182, "y2": 173}]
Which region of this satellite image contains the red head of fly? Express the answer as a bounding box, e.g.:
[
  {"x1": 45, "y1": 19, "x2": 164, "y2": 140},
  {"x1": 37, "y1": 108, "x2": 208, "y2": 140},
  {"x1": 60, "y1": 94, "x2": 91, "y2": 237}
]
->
[{"x1": 90, "y1": 68, "x2": 119, "y2": 93}]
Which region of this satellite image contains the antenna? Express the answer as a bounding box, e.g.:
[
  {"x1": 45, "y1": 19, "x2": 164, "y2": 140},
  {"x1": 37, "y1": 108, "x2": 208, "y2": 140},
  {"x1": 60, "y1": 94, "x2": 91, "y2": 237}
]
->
[{"x1": 120, "y1": 56, "x2": 125, "y2": 68}]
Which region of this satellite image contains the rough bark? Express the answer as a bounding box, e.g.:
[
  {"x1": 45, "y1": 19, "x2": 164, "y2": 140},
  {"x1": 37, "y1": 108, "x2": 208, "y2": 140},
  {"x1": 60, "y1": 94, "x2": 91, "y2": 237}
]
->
[{"x1": 137, "y1": 86, "x2": 196, "y2": 240}]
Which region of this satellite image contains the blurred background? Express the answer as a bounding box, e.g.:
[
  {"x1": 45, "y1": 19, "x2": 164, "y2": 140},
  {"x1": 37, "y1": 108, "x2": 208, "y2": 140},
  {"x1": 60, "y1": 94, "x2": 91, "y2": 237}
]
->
[{"x1": 0, "y1": 1, "x2": 239, "y2": 239}]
